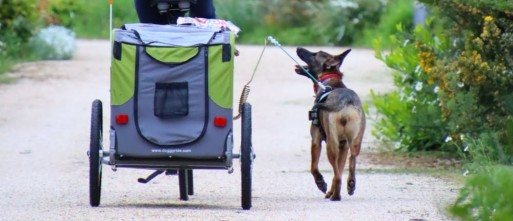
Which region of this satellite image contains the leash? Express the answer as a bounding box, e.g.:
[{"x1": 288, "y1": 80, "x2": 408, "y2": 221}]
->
[
  {"x1": 233, "y1": 37, "x2": 268, "y2": 120},
  {"x1": 233, "y1": 36, "x2": 329, "y2": 120},
  {"x1": 266, "y1": 36, "x2": 327, "y2": 91}
]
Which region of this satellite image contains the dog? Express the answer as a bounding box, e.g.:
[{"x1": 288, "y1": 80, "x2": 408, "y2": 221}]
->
[{"x1": 295, "y1": 47, "x2": 365, "y2": 201}]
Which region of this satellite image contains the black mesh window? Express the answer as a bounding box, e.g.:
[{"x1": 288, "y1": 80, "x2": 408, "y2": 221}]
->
[{"x1": 154, "y1": 82, "x2": 189, "y2": 118}]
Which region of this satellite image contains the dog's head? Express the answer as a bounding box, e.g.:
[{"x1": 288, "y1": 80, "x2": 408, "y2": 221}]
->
[{"x1": 295, "y1": 47, "x2": 351, "y2": 79}]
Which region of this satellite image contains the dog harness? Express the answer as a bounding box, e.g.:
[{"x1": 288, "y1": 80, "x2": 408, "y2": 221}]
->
[
  {"x1": 309, "y1": 73, "x2": 342, "y2": 138},
  {"x1": 309, "y1": 89, "x2": 332, "y2": 125}
]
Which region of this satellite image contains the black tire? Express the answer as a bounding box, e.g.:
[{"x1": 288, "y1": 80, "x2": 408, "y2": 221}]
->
[
  {"x1": 178, "y1": 169, "x2": 189, "y2": 201},
  {"x1": 187, "y1": 170, "x2": 194, "y2": 195},
  {"x1": 89, "y1": 100, "x2": 103, "y2": 207},
  {"x1": 241, "y1": 102, "x2": 253, "y2": 210}
]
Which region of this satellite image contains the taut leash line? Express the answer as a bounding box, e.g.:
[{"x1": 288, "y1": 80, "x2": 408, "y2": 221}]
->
[
  {"x1": 266, "y1": 36, "x2": 326, "y2": 91},
  {"x1": 233, "y1": 36, "x2": 328, "y2": 120}
]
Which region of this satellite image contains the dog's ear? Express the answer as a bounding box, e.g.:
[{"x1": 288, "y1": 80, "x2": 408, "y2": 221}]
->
[{"x1": 325, "y1": 49, "x2": 352, "y2": 69}]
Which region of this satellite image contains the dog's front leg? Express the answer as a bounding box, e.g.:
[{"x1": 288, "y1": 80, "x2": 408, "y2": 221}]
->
[{"x1": 310, "y1": 126, "x2": 327, "y2": 193}]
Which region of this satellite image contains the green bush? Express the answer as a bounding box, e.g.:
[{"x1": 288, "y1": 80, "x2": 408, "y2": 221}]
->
[
  {"x1": 458, "y1": 130, "x2": 513, "y2": 173},
  {"x1": 371, "y1": 22, "x2": 449, "y2": 151},
  {"x1": 72, "y1": 0, "x2": 138, "y2": 38},
  {"x1": 0, "y1": 0, "x2": 40, "y2": 44},
  {"x1": 45, "y1": 0, "x2": 84, "y2": 28},
  {"x1": 356, "y1": 0, "x2": 414, "y2": 47},
  {"x1": 449, "y1": 166, "x2": 513, "y2": 221},
  {"x1": 28, "y1": 25, "x2": 76, "y2": 60},
  {"x1": 222, "y1": 0, "x2": 386, "y2": 45},
  {"x1": 214, "y1": 0, "x2": 264, "y2": 43},
  {"x1": 68, "y1": 0, "x2": 411, "y2": 46},
  {"x1": 372, "y1": 0, "x2": 513, "y2": 161},
  {"x1": 0, "y1": 0, "x2": 42, "y2": 73}
]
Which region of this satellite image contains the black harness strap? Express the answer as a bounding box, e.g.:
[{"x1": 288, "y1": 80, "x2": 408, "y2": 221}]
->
[{"x1": 309, "y1": 87, "x2": 333, "y2": 139}]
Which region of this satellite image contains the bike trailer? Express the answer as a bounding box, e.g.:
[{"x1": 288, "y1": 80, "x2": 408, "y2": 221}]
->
[
  {"x1": 89, "y1": 22, "x2": 253, "y2": 211},
  {"x1": 110, "y1": 23, "x2": 235, "y2": 160}
]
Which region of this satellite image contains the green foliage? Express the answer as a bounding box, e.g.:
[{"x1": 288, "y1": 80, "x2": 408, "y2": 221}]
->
[
  {"x1": 46, "y1": 0, "x2": 84, "y2": 28},
  {"x1": 0, "y1": 0, "x2": 42, "y2": 74},
  {"x1": 72, "y1": 0, "x2": 138, "y2": 38},
  {"x1": 449, "y1": 166, "x2": 513, "y2": 221},
  {"x1": 372, "y1": 0, "x2": 513, "y2": 161},
  {"x1": 28, "y1": 25, "x2": 76, "y2": 60},
  {"x1": 371, "y1": 22, "x2": 449, "y2": 151},
  {"x1": 68, "y1": 0, "x2": 412, "y2": 46},
  {"x1": 456, "y1": 118, "x2": 513, "y2": 173},
  {"x1": 214, "y1": 0, "x2": 263, "y2": 44},
  {"x1": 0, "y1": 0, "x2": 82, "y2": 74},
  {"x1": 219, "y1": 0, "x2": 386, "y2": 45},
  {"x1": 0, "y1": 0, "x2": 41, "y2": 43},
  {"x1": 357, "y1": 0, "x2": 414, "y2": 47}
]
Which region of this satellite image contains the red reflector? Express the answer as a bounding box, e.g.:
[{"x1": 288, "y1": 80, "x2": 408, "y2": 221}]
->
[
  {"x1": 213, "y1": 116, "x2": 227, "y2": 127},
  {"x1": 116, "y1": 114, "x2": 129, "y2": 125}
]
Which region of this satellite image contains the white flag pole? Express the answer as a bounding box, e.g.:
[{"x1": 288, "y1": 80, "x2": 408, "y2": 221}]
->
[{"x1": 109, "y1": 0, "x2": 113, "y2": 45}]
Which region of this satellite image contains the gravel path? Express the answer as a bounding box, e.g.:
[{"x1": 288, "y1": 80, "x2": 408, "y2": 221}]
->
[{"x1": 0, "y1": 40, "x2": 458, "y2": 221}]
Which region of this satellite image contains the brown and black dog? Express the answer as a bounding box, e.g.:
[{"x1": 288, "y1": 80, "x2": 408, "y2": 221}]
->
[{"x1": 295, "y1": 47, "x2": 365, "y2": 201}]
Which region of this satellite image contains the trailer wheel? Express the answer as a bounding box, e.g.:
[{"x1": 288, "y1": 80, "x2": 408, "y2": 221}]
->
[
  {"x1": 241, "y1": 102, "x2": 253, "y2": 210},
  {"x1": 179, "y1": 169, "x2": 189, "y2": 201},
  {"x1": 89, "y1": 99, "x2": 103, "y2": 207}
]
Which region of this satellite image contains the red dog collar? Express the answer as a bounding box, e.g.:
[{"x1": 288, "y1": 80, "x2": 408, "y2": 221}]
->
[{"x1": 314, "y1": 73, "x2": 342, "y2": 92}]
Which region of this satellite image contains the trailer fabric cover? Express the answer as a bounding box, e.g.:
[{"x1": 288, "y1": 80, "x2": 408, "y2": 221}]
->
[{"x1": 111, "y1": 23, "x2": 233, "y2": 147}]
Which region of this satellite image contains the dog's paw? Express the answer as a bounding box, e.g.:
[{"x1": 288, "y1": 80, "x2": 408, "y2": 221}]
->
[
  {"x1": 316, "y1": 180, "x2": 327, "y2": 193},
  {"x1": 325, "y1": 190, "x2": 333, "y2": 199},
  {"x1": 330, "y1": 194, "x2": 341, "y2": 201},
  {"x1": 347, "y1": 179, "x2": 356, "y2": 196}
]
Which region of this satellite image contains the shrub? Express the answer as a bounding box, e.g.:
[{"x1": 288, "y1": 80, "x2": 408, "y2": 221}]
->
[
  {"x1": 65, "y1": 0, "x2": 413, "y2": 46},
  {"x1": 371, "y1": 22, "x2": 450, "y2": 151},
  {"x1": 214, "y1": 0, "x2": 264, "y2": 43},
  {"x1": 457, "y1": 120, "x2": 513, "y2": 172},
  {"x1": 246, "y1": 0, "x2": 386, "y2": 45},
  {"x1": 449, "y1": 166, "x2": 513, "y2": 221},
  {"x1": 0, "y1": 0, "x2": 42, "y2": 73},
  {"x1": 28, "y1": 25, "x2": 76, "y2": 60},
  {"x1": 72, "y1": 0, "x2": 138, "y2": 38},
  {"x1": 356, "y1": 0, "x2": 415, "y2": 47},
  {"x1": 0, "y1": 0, "x2": 41, "y2": 44},
  {"x1": 372, "y1": 0, "x2": 513, "y2": 161},
  {"x1": 44, "y1": 0, "x2": 84, "y2": 28}
]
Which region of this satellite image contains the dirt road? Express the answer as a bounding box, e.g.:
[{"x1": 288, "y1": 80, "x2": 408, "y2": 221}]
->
[{"x1": 0, "y1": 40, "x2": 458, "y2": 220}]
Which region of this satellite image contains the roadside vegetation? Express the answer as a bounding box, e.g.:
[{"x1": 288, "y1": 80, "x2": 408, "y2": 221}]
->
[
  {"x1": 1, "y1": 0, "x2": 412, "y2": 75},
  {"x1": 0, "y1": 0, "x2": 40, "y2": 77},
  {"x1": 2, "y1": 0, "x2": 512, "y2": 219},
  {"x1": 0, "y1": 0, "x2": 79, "y2": 78},
  {"x1": 371, "y1": 0, "x2": 513, "y2": 220}
]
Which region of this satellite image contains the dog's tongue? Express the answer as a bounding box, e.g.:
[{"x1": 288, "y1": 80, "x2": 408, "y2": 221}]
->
[{"x1": 295, "y1": 65, "x2": 308, "y2": 74}]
